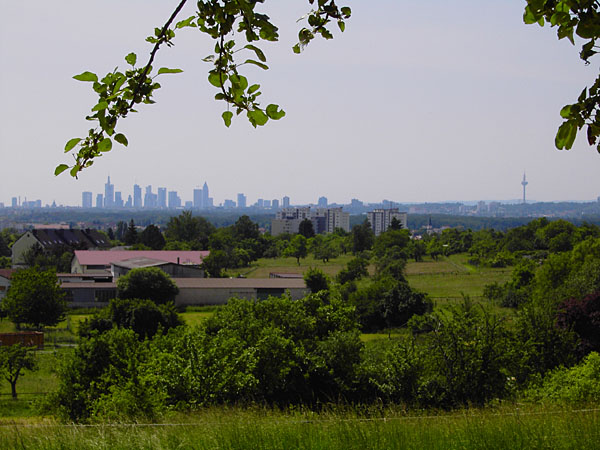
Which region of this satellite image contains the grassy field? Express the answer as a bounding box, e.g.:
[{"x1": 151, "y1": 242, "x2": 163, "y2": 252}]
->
[
  {"x1": 229, "y1": 254, "x2": 357, "y2": 278},
  {"x1": 0, "y1": 405, "x2": 598, "y2": 449}
]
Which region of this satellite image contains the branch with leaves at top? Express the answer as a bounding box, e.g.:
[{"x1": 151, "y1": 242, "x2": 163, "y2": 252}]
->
[
  {"x1": 524, "y1": 0, "x2": 600, "y2": 152},
  {"x1": 57, "y1": 0, "x2": 351, "y2": 178}
]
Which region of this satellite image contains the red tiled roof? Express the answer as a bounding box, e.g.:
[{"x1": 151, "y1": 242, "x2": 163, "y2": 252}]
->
[
  {"x1": 0, "y1": 269, "x2": 16, "y2": 280},
  {"x1": 74, "y1": 250, "x2": 209, "y2": 266}
]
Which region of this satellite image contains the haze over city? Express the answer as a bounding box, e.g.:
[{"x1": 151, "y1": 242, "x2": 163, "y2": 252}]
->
[{"x1": 2, "y1": 0, "x2": 600, "y2": 206}]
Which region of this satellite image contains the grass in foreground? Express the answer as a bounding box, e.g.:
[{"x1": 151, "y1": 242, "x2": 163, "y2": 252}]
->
[{"x1": 0, "y1": 405, "x2": 598, "y2": 449}]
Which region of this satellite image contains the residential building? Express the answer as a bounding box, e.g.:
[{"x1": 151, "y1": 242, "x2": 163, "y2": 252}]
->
[
  {"x1": 282, "y1": 196, "x2": 290, "y2": 208},
  {"x1": 318, "y1": 196, "x2": 328, "y2": 208},
  {"x1": 367, "y1": 208, "x2": 408, "y2": 236},
  {"x1": 272, "y1": 199, "x2": 279, "y2": 209},
  {"x1": 271, "y1": 207, "x2": 349, "y2": 236}
]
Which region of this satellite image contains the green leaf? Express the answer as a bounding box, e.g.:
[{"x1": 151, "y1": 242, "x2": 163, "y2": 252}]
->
[
  {"x1": 341, "y1": 6, "x2": 351, "y2": 18},
  {"x1": 244, "y1": 59, "x2": 269, "y2": 70},
  {"x1": 559, "y1": 105, "x2": 572, "y2": 119},
  {"x1": 248, "y1": 109, "x2": 268, "y2": 127},
  {"x1": 64, "y1": 138, "x2": 81, "y2": 152},
  {"x1": 266, "y1": 104, "x2": 286, "y2": 120},
  {"x1": 114, "y1": 133, "x2": 128, "y2": 147},
  {"x1": 208, "y1": 72, "x2": 226, "y2": 87},
  {"x1": 157, "y1": 67, "x2": 183, "y2": 75},
  {"x1": 125, "y1": 52, "x2": 137, "y2": 66},
  {"x1": 73, "y1": 72, "x2": 98, "y2": 82},
  {"x1": 338, "y1": 20, "x2": 345, "y2": 32},
  {"x1": 292, "y1": 44, "x2": 301, "y2": 54},
  {"x1": 98, "y1": 138, "x2": 113, "y2": 152},
  {"x1": 222, "y1": 111, "x2": 233, "y2": 127},
  {"x1": 176, "y1": 16, "x2": 196, "y2": 29},
  {"x1": 248, "y1": 84, "x2": 260, "y2": 94},
  {"x1": 555, "y1": 121, "x2": 577, "y2": 150},
  {"x1": 70, "y1": 165, "x2": 80, "y2": 177},
  {"x1": 244, "y1": 44, "x2": 267, "y2": 62},
  {"x1": 54, "y1": 164, "x2": 69, "y2": 176},
  {"x1": 92, "y1": 101, "x2": 109, "y2": 112}
]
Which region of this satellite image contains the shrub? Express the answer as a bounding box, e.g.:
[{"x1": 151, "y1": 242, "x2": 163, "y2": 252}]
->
[{"x1": 116, "y1": 267, "x2": 179, "y2": 304}]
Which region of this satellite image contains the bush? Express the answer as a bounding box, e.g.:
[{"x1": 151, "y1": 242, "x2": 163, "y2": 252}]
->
[
  {"x1": 525, "y1": 352, "x2": 600, "y2": 405},
  {"x1": 556, "y1": 291, "x2": 600, "y2": 357}
]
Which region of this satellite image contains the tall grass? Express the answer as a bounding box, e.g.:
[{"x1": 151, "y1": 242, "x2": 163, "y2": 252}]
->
[{"x1": 0, "y1": 405, "x2": 597, "y2": 449}]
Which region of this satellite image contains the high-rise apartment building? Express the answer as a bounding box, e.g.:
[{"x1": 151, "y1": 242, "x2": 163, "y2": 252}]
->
[
  {"x1": 318, "y1": 196, "x2": 328, "y2": 208},
  {"x1": 272, "y1": 207, "x2": 349, "y2": 236},
  {"x1": 82, "y1": 191, "x2": 93, "y2": 208},
  {"x1": 272, "y1": 199, "x2": 279, "y2": 209},
  {"x1": 367, "y1": 208, "x2": 408, "y2": 236},
  {"x1": 282, "y1": 196, "x2": 290, "y2": 208},
  {"x1": 158, "y1": 188, "x2": 167, "y2": 209},
  {"x1": 133, "y1": 184, "x2": 142, "y2": 209},
  {"x1": 237, "y1": 193, "x2": 246, "y2": 209}
]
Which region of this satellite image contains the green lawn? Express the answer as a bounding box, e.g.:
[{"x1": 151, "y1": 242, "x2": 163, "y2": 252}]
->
[{"x1": 229, "y1": 253, "x2": 357, "y2": 278}]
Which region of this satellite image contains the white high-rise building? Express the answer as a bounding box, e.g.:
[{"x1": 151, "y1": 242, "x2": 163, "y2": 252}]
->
[{"x1": 367, "y1": 208, "x2": 408, "y2": 236}]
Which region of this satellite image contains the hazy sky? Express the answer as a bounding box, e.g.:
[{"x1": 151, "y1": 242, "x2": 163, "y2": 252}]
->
[{"x1": 1, "y1": 0, "x2": 599, "y2": 207}]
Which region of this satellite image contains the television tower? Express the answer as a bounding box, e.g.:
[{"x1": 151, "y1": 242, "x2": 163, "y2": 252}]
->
[{"x1": 521, "y1": 172, "x2": 528, "y2": 204}]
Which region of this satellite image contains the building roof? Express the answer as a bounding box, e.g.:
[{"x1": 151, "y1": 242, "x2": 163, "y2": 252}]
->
[
  {"x1": 0, "y1": 269, "x2": 16, "y2": 280},
  {"x1": 29, "y1": 228, "x2": 111, "y2": 249},
  {"x1": 269, "y1": 272, "x2": 304, "y2": 279},
  {"x1": 111, "y1": 257, "x2": 171, "y2": 270},
  {"x1": 74, "y1": 250, "x2": 209, "y2": 267}
]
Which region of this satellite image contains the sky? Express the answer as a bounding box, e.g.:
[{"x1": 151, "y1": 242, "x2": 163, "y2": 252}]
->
[{"x1": 1, "y1": 0, "x2": 600, "y2": 207}]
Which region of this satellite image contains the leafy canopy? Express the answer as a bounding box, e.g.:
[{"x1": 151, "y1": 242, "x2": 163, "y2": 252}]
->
[{"x1": 57, "y1": 0, "x2": 351, "y2": 178}]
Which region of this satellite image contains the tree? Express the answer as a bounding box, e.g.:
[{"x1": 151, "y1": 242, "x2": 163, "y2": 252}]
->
[
  {"x1": 232, "y1": 215, "x2": 260, "y2": 241},
  {"x1": 389, "y1": 217, "x2": 403, "y2": 230},
  {"x1": 336, "y1": 257, "x2": 369, "y2": 285},
  {"x1": 0, "y1": 344, "x2": 38, "y2": 399},
  {"x1": 123, "y1": 219, "x2": 138, "y2": 245},
  {"x1": 164, "y1": 211, "x2": 215, "y2": 249},
  {"x1": 57, "y1": 1, "x2": 351, "y2": 177},
  {"x1": 1, "y1": 268, "x2": 67, "y2": 329},
  {"x1": 298, "y1": 219, "x2": 316, "y2": 239},
  {"x1": 0, "y1": 234, "x2": 10, "y2": 258},
  {"x1": 285, "y1": 235, "x2": 308, "y2": 265},
  {"x1": 304, "y1": 267, "x2": 330, "y2": 293},
  {"x1": 524, "y1": 2, "x2": 600, "y2": 152},
  {"x1": 139, "y1": 224, "x2": 166, "y2": 250},
  {"x1": 116, "y1": 267, "x2": 179, "y2": 305},
  {"x1": 351, "y1": 220, "x2": 374, "y2": 254}
]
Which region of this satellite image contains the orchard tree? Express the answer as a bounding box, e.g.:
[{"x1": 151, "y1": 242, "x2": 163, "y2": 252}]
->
[
  {"x1": 1, "y1": 268, "x2": 67, "y2": 329},
  {"x1": 0, "y1": 344, "x2": 38, "y2": 399},
  {"x1": 56, "y1": 1, "x2": 351, "y2": 177},
  {"x1": 285, "y1": 235, "x2": 308, "y2": 265},
  {"x1": 298, "y1": 219, "x2": 316, "y2": 239}
]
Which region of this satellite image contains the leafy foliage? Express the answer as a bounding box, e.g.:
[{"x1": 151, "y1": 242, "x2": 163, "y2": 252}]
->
[
  {"x1": 58, "y1": 0, "x2": 351, "y2": 177},
  {"x1": 116, "y1": 267, "x2": 179, "y2": 305},
  {"x1": 1, "y1": 268, "x2": 67, "y2": 329},
  {"x1": 304, "y1": 267, "x2": 330, "y2": 293},
  {"x1": 524, "y1": 1, "x2": 600, "y2": 152}
]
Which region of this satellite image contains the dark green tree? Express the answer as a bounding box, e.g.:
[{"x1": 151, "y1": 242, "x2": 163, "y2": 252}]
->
[
  {"x1": 389, "y1": 217, "x2": 403, "y2": 230},
  {"x1": 139, "y1": 224, "x2": 166, "y2": 250},
  {"x1": 1, "y1": 268, "x2": 67, "y2": 329},
  {"x1": 232, "y1": 215, "x2": 260, "y2": 241},
  {"x1": 0, "y1": 344, "x2": 38, "y2": 399},
  {"x1": 116, "y1": 267, "x2": 179, "y2": 305},
  {"x1": 298, "y1": 218, "x2": 316, "y2": 239},
  {"x1": 0, "y1": 235, "x2": 10, "y2": 258},
  {"x1": 351, "y1": 220, "x2": 374, "y2": 254},
  {"x1": 123, "y1": 219, "x2": 138, "y2": 245},
  {"x1": 304, "y1": 267, "x2": 330, "y2": 293},
  {"x1": 165, "y1": 211, "x2": 215, "y2": 249},
  {"x1": 336, "y1": 257, "x2": 369, "y2": 285}
]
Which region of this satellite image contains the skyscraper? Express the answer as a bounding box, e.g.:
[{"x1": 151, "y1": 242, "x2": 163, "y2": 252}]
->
[
  {"x1": 282, "y1": 196, "x2": 290, "y2": 208},
  {"x1": 158, "y1": 188, "x2": 167, "y2": 209},
  {"x1": 144, "y1": 186, "x2": 157, "y2": 209},
  {"x1": 272, "y1": 199, "x2": 279, "y2": 209},
  {"x1": 168, "y1": 191, "x2": 181, "y2": 209},
  {"x1": 318, "y1": 196, "x2": 328, "y2": 208},
  {"x1": 133, "y1": 184, "x2": 142, "y2": 209},
  {"x1": 82, "y1": 191, "x2": 93, "y2": 208},
  {"x1": 96, "y1": 193, "x2": 103, "y2": 208},
  {"x1": 104, "y1": 176, "x2": 114, "y2": 208},
  {"x1": 114, "y1": 192, "x2": 123, "y2": 208},
  {"x1": 193, "y1": 188, "x2": 203, "y2": 209},
  {"x1": 237, "y1": 193, "x2": 246, "y2": 209},
  {"x1": 202, "y1": 182, "x2": 209, "y2": 209}
]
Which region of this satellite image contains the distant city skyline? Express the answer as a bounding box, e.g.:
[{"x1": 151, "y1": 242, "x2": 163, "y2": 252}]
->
[{"x1": 3, "y1": 1, "x2": 600, "y2": 206}]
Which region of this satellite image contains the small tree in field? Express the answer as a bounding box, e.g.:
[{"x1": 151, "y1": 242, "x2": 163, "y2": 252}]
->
[
  {"x1": 0, "y1": 344, "x2": 38, "y2": 399},
  {"x1": 1, "y1": 268, "x2": 66, "y2": 329}
]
